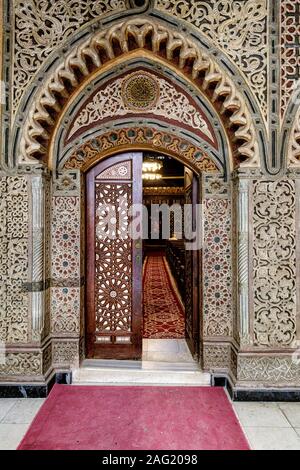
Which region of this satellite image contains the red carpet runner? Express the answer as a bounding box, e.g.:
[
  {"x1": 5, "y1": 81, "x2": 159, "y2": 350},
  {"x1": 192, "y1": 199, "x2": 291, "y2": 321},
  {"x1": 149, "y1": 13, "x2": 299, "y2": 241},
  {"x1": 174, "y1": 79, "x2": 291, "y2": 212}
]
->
[
  {"x1": 18, "y1": 385, "x2": 250, "y2": 450},
  {"x1": 143, "y1": 255, "x2": 185, "y2": 338}
]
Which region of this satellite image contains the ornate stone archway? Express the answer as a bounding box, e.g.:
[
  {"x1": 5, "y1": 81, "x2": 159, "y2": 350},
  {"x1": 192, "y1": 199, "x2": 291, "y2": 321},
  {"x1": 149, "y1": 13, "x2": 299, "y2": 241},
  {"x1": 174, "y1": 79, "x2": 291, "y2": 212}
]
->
[
  {"x1": 17, "y1": 17, "x2": 261, "y2": 171},
  {"x1": 1, "y1": 3, "x2": 300, "y2": 397},
  {"x1": 1, "y1": 15, "x2": 259, "y2": 387}
]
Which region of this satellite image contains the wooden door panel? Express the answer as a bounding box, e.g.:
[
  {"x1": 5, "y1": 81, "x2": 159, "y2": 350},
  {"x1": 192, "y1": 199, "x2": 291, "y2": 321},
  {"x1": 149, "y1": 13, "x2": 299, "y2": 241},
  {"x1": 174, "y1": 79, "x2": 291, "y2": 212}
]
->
[{"x1": 86, "y1": 153, "x2": 143, "y2": 359}]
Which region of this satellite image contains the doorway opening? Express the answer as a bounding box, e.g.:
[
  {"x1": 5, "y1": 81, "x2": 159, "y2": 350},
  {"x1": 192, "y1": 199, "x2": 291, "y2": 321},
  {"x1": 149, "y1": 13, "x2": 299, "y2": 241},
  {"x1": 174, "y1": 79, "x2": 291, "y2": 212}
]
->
[
  {"x1": 142, "y1": 152, "x2": 198, "y2": 364},
  {"x1": 85, "y1": 151, "x2": 200, "y2": 364}
]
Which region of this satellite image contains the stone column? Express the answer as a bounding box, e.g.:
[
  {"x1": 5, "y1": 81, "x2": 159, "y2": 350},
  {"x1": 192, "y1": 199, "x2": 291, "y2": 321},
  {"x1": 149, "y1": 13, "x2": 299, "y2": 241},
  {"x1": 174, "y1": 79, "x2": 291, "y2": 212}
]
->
[
  {"x1": 237, "y1": 178, "x2": 251, "y2": 346},
  {"x1": 31, "y1": 175, "x2": 45, "y2": 339}
]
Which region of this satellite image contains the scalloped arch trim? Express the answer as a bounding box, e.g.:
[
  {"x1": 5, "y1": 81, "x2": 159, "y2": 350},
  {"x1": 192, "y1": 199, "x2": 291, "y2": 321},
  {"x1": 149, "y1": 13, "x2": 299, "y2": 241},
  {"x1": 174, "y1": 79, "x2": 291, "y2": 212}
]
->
[{"x1": 19, "y1": 17, "x2": 260, "y2": 168}]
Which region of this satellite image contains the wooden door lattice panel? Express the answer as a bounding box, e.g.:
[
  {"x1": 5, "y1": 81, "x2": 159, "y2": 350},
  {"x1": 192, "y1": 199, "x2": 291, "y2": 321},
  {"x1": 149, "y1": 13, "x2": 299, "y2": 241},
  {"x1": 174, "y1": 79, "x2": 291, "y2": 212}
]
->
[
  {"x1": 86, "y1": 153, "x2": 143, "y2": 359},
  {"x1": 95, "y1": 183, "x2": 132, "y2": 343}
]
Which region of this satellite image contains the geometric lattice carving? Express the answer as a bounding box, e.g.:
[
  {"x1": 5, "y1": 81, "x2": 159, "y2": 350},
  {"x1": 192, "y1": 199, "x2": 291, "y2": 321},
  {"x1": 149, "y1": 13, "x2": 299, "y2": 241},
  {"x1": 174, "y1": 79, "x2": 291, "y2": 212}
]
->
[
  {"x1": 18, "y1": 18, "x2": 259, "y2": 168},
  {"x1": 238, "y1": 356, "x2": 300, "y2": 384},
  {"x1": 52, "y1": 341, "x2": 79, "y2": 366},
  {"x1": 13, "y1": 0, "x2": 127, "y2": 117},
  {"x1": 288, "y1": 106, "x2": 300, "y2": 166},
  {"x1": 203, "y1": 344, "x2": 231, "y2": 370},
  {"x1": 155, "y1": 0, "x2": 268, "y2": 120},
  {"x1": 95, "y1": 183, "x2": 132, "y2": 336},
  {"x1": 252, "y1": 180, "x2": 297, "y2": 347},
  {"x1": 0, "y1": 176, "x2": 29, "y2": 343}
]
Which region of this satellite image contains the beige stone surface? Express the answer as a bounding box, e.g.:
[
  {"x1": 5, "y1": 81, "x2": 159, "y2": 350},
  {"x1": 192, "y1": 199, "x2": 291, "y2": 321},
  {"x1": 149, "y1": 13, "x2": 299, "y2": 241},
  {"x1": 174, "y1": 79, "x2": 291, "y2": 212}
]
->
[
  {"x1": 0, "y1": 423, "x2": 29, "y2": 450},
  {"x1": 2, "y1": 399, "x2": 44, "y2": 425},
  {"x1": 232, "y1": 402, "x2": 300, "y2": 450},
  {"x1": 243, "y1": 427, "x2": 300, "y2": 451},
  {"x1": 0, "y1": 399, "x2": 17, "y2": 422},
  {"x1": 233, "y1": 402, "x2": 291, "y2": 428},
  {"x1": 278, "y1": 403, "x2": 300, "y2": 428}
]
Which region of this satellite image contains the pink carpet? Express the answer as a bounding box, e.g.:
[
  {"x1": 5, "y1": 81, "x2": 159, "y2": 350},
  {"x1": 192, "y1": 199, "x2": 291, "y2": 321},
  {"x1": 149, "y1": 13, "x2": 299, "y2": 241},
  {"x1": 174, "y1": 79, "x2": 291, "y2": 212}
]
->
[{"x1": 18, "y1": 385, "x2": 250, "y2": 450}]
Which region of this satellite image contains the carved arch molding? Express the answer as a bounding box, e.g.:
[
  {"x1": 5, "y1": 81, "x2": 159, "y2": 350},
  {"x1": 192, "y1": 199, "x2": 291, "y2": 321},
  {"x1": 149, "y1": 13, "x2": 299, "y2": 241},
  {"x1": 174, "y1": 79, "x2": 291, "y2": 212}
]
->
[
  {"x1": 17, "y1": 17, "x2": 261, "y2": 171},
  {"x1": 63, "y1": 126, "x2": 219, "y2": 174}
]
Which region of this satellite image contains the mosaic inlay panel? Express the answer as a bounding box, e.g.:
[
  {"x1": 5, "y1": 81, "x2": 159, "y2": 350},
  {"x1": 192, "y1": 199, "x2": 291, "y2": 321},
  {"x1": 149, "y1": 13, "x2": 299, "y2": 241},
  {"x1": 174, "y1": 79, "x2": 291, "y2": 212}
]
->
[
  {"x1": 203, "y1": 176, "x2": 232, "y2": 337},
  {"x1": 51, "y1": 196, "x2": 80, "y2": 281},
  {"x1": 64, "y1": 127, "x2": 219, "y2": 173},
  {"x1": 51, "y1": 287, "x2": 80, "y2": 334}
]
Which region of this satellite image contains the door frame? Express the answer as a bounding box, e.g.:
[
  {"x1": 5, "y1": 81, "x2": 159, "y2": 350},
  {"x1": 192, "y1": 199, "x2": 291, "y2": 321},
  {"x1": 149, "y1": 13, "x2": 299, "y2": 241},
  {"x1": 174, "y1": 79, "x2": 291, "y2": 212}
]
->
[{"x1": 84, "y1": 149, "x2": 203, "y2": 363}]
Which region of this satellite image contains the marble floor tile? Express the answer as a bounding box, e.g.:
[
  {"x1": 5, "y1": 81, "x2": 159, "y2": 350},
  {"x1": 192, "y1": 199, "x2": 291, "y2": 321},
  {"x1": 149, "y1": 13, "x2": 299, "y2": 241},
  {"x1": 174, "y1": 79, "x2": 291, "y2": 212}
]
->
[
  {"x1": 244, "y1": 426, "x2": 300, "y2": 451},
  {"x1": 0, "y1": 423, "x2": 29, "y2": 450},
  {"x1": 233, "y1": 402, "x2": 291, "y2": 428},
  {"x1": 277, "y1": 403, "x2": 300, "y2": 428},
  {"x1": 142, "y1": 339, "x2": 194, "y2": 363},
  {"x1": 143, "y1": 339, "x2": 187, "y2": 353},
  {"x1": 2, "y1": 398, "x2": 44, "y2": 424},
  {"x1": 0, "y1": 399, "x2": 18, "y2": 422}
]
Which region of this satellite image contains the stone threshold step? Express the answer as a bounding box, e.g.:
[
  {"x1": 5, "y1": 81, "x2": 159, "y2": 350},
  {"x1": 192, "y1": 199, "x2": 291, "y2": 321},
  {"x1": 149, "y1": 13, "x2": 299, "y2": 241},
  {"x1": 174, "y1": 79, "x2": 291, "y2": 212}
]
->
[
  {"x1": 81, "y1": 359, "x2": 200, "y2": 371},
  {"x1": 72, "y1": 368, "x2": 211, "y2": 386}
]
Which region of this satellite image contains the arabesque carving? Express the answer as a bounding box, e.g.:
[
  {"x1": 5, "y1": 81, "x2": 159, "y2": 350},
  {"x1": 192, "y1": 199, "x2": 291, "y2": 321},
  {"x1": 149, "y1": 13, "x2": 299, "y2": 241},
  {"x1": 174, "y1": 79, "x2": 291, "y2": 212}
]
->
[
  {"x1": 288, "y1": 107, "x2": 300, "y2": 167},
  {"x1": 18, "y1": 18, "x2": 260, "y2": 168},
  {"x1": 0, "y1": 352, "x2": 41, "y2": 376},
  {"x1": 281, "y1": 1, "x2": 300, "y2": 121},
  {"x1": 155, "y1": 0, "x2": 268, "y2": 120},
  {"x1": 68, "y1": 71, "x2": 213, "y2": 141},
  {"x1": 252, "y1": 180, "x2": 296, "y2": 347},
  {"x1": 13, "y1": 0, "x2": 127, "y2": 116},
  {"x1": 64, "y1": 127, "x2": 219, "y2": 173},
  {"x1": 0, "y1": 176, "x2": 29, "y2": 344}
]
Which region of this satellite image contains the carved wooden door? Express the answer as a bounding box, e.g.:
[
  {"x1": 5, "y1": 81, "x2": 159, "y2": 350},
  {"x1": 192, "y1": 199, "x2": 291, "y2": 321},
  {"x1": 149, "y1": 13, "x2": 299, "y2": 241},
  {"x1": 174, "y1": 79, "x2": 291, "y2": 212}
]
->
[
  {"x1": 184, "y1": 169, "x2": 200, "y2": 359},
  {"x1": 86, "y1": 153, "x2": 143, "y2": 359}
]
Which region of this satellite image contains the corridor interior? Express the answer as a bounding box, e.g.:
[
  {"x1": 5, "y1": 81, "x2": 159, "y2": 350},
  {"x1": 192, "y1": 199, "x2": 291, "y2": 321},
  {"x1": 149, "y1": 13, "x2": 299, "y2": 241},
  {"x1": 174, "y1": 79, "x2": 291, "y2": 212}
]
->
[
  {"x1": 142, "y1": 153, "x2": 190, "y2": 363},
  {"x1": 143, "y1": 153, "x2": 185, "y2": 336}
]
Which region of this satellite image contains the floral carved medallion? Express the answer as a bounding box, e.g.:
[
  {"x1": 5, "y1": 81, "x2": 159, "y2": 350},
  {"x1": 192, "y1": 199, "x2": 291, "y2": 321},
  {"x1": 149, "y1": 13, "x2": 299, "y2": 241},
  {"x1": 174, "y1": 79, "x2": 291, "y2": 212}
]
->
[{"x1": 122, "y1": 72, "x2": 160, "y2": 111}]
